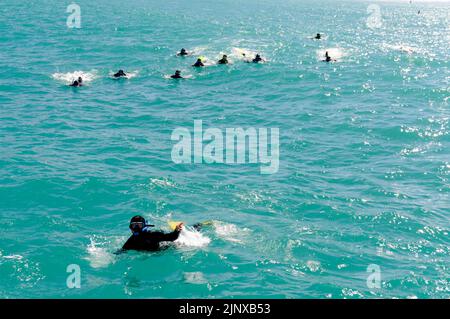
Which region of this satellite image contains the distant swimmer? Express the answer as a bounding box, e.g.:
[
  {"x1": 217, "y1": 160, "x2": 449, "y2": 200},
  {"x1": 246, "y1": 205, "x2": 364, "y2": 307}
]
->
[
  {"x1": 218, "y1": 54, "x2": 229, "y2": 64},
  {"x1": 170, "y1": 70, "x2": 183, "y2": 79},
  {"x1": 113, "y1": 69, "x2": 127, "y2": 78},
  {"x1": 314, "y1": 33, "x2": 322, "y2": 40},
  {"x1": 192, "y1": 58, "x2": 205, "y2": 67},
  {"x1": 252, "y1": 54, "x2": 264, "y2": 63},
  {"x1": 323, "y1": 51, "x2": 335, "y2": 62},
  {"x1": 70, "y1": 77, "x2": 83, "y2": 87},
  {"x1": 120, "y1": 215, "x2": 183, "y2": 252},
  {"x1": 177, "y1": 48, "x2": 189, "y2": 56}
]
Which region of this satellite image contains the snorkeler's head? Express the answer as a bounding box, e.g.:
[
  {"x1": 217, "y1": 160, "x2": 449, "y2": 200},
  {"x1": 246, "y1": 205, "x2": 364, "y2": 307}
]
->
[{"x1": 129, "y1": 215, "x2": 146, "y2": 234}]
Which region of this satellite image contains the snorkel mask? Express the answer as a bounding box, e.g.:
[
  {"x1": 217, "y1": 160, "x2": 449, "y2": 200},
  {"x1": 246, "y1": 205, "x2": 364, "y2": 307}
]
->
[{"x1": 129, "y1": 215, "x2": 154, "y2": 235}]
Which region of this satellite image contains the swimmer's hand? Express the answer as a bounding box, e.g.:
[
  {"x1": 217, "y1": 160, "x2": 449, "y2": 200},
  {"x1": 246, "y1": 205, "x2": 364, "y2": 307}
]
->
[{"x1": 175, "y1": 223, "x2": 184, "y2": 232}]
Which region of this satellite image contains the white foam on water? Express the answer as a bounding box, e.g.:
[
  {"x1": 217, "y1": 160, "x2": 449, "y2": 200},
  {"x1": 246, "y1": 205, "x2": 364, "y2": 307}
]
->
[
  {"x1": 52, "y1": 70, "x2": 98, "y2": 84},
  {"x1": 306, "y1": 260, "x2": 322, "y2": 272},
  {"x1": 231, "y1": 47, "x2": 259, "y2": 61},
  {"x1": 191, "y1": 45, "x2": 209, "y2": 55},
  {"x1": 174, "y1": 226, "x2": 211, "y2": 247},
  {"x1": 213, "y1": 221, "x2": 250, "y2": 244},
  {"x1": 183, "y1": 271, "x2": 208, "y2": 284},
  {"x1": 1, "y1": 254, "x2": 23, "y2": 260},
  {"x1": 85, "y1": 236, "x2": 121, "y2": 268},
  {"x1": 317, "y1": 47, "x2": 346, "y2": 61},
  {"x1": 0, "y1": 252, "x2": 44, "y2": 286},
  {"x1": 149, "y1": 177, "x2": 176, "y2": 188},
  {"x1": 199, "y1": 57, "x2": 216, "y2": 67},
  {"x1": 382, "y1": 43, "x2": 417, "y2": 54}
]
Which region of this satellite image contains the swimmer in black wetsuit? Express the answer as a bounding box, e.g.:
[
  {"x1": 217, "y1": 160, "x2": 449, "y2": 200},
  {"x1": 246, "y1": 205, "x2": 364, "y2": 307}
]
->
[
  {"x1": 120, "y1": 215, "x2": 183, "y2": 252},
  {"x1": 170, "y1": 70, "x2": 183, "y2": 79},
  {"x1": 314, "y1": 33, "x2": 321, "y2": 40},
  {"x1": 177, "y1": 48, "x2": 189, "y2": 56},
  {"x1": 218, "y1": 55, "x2": 229, "y2": 64},
  {"x1": 70, "y1": 77, "x2": 83, "y2": 87},
  {"x1": 113, "y1": 70, "x2": 127, "y2": 78},
  {"x1": 323, "y1": 51, "x2": 335, "y2": 62},
  {"x1": 192, "y1": 58, "x2": 204, "y2": 67},
  {"x1": 252, "y1": 54, "x2": 263, "y2": 63}
]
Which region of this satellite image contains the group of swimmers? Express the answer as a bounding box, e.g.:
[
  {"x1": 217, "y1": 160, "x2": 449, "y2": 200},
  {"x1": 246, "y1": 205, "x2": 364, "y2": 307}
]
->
[
  {"x1": 170, "y1": 48, "x2": 265, "y2": 79},
  {"x1": 69, "y1": 69, "x2": 128, "y2": 86},
  {"x1": 314, "y1": 33, "x2": 336, "y2": 62},
  {"x1": 70, "y1": 35, "x2": 333, "y2": 85}
]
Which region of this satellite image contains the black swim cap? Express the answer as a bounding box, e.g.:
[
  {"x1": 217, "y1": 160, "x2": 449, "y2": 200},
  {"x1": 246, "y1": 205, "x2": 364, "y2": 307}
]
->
[
  {"x1": 130, "y1": 215, "x2": 145, "y2": 224},
  {"x1": 129, "y1": 215, "x2": 147, "y2": 234}
]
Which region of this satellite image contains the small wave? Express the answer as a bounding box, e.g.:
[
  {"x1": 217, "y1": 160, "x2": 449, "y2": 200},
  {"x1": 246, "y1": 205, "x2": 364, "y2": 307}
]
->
[
  {"x1": 0, "y1": 252, "x2": 45, "y2": 287},
  {"x1": 149, "y1": 177, "x2": 176, "y2": 188},
  {"x1": 213, "y1": 221, "x2": 250, "y2": 244},
  {"x1": 183, "y1": 271, "x2": 208, "y2": 284},
  {"x1": 382, "y1": 43, "x2": 417, "y2": 54},
  {"x1": 400, "y1": 141, "x2": 440, "y2": 156},
  {"x1": 1, "y1": 254, "x2": 23, "y2": 260},
  {"x1": 306, "y1": 260, "x2": 322, "y2": 273}
]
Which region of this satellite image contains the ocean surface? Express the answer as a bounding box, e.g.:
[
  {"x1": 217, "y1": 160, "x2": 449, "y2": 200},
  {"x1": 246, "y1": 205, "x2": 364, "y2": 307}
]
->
[{"x1": 0, "y1": 0, "x2": 449, "y2": 298}]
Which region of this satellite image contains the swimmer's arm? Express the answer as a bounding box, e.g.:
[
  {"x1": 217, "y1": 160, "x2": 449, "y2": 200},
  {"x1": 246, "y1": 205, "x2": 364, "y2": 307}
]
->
[
  {"x1": 145, "y1": 229, "x2": 181, "y2": 242},
  {"x1": 115, "y1": 237, "x2": 133, "y2": 254},
  {"x1": 114, "y1": 248, "x2": 126, "y2": 255}
]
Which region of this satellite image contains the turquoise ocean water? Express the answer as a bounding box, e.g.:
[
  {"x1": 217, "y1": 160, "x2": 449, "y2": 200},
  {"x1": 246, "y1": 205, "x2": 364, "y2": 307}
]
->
[{"x1": 0, "y1": 0, "x2": 449, "y2": 298}]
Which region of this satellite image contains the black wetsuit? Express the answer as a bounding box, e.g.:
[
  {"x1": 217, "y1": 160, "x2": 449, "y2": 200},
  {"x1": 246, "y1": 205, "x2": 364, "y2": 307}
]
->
[
  {"x1": 193, "y1": 61, "x2": 204, "y2": 67},
  {"x1": 114, "y1": 72, "x2": 126, "y2": 78},
  {"x1": 121, "y1": 228, "x2": 181, "y2": 251}
]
